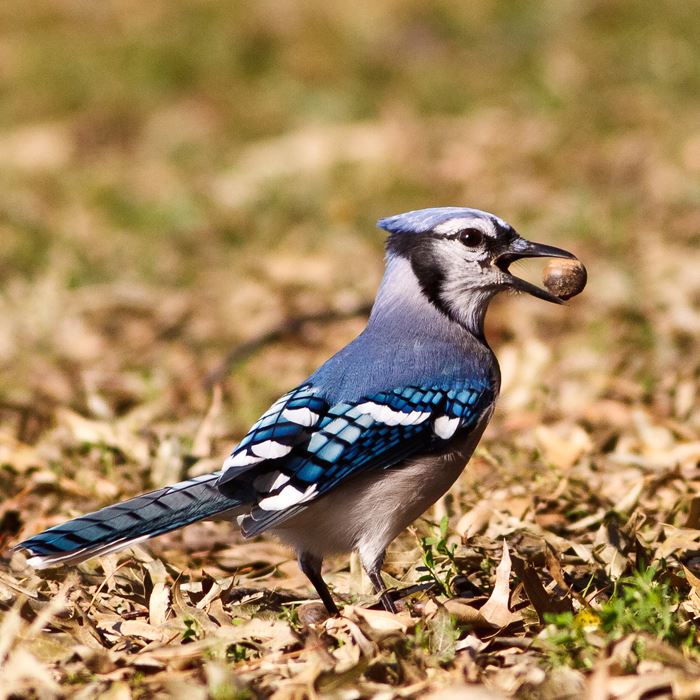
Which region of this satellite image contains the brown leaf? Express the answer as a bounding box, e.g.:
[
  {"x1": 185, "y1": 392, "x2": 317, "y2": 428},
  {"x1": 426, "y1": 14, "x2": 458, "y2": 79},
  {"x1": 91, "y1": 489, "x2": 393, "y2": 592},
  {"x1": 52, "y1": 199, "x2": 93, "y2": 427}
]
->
[
  {"x1": 480, "y1": 541, "x2": 522, "y2": 627},
  {"x1": 456, "y1": 501, "x2": 495, "y2": 538},
  {"x1": 656, "y1": 527, "x2": 700, "y2": 560},
  {"x1": 348, "y1": 605, "x2": 409, "y2": 634},
  {"x1": 443, "y1": 599, "x2": 497, "y2": 630},
  {"x1": 535, "y1": 423, "x2": 592, "y2": 470},
  {"x1": 684, "y1": 496, "x2": 700, "y2": 529},
  {"x1": 683, "y1": 565, "x2": 700, "y2": 590},
  {"x1": 511, "y1": 555, "x2": 572, "y2": 623},
  {"x1": 97, "y1": 619, "x2": 166, "y2": 643},
  {"x1": 544, "y1": 544, "x2": 569, "y2": 591}
]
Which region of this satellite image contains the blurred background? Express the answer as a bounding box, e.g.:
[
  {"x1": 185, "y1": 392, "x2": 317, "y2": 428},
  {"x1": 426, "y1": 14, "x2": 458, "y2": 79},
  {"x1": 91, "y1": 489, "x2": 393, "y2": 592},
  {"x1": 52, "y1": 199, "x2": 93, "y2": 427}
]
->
[{"x1": 1, "y1": 0, "x2": 700, "y2": 581}]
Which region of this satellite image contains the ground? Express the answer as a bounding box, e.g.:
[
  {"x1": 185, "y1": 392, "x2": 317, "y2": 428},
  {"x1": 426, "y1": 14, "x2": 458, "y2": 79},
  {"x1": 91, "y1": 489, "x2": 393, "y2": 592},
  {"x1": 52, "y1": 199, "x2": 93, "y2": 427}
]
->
[{"x1": 1, "y1": 1, "x2": 700, "y2": 698}]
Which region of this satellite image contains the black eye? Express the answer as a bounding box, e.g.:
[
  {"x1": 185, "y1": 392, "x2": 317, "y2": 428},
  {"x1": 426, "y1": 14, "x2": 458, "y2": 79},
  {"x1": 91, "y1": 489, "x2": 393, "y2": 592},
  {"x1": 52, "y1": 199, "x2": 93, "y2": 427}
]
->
[{"x1": 459, "y1": 228, "x2": 484, "y2": 247}]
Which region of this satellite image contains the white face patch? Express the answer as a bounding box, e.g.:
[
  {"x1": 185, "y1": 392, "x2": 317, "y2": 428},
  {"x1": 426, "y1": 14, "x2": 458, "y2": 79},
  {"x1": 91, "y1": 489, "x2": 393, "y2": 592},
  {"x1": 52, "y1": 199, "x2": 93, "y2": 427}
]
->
[
  {"x1": 431, "y1": 236, "x2": 487, "y2": 266},
  {"x1": 356, "y1": 401, "x2": 431, "y2": 426},
  {"x1": 429, "y1": 225, "x2": 507, "y2": 335},
  {"x1": 433, "y1": 415, "x2": 460, "y2": 439},
  {"x1": 258, "y1": 483, "x2": 318, "y2": 511},
  {"x1": 433, "y1": 217, "x2": 496, "y2": 238},
  {"x1": 281, "y1": 407, "x2": 320, "y2": 427}
]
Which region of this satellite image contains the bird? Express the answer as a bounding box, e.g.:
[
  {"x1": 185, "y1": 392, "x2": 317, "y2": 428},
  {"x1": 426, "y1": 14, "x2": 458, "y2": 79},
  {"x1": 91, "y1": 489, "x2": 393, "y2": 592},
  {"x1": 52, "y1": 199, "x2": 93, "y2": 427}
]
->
[{"x1": 14, "y1": 207, "x2": 578, "y2": 615}]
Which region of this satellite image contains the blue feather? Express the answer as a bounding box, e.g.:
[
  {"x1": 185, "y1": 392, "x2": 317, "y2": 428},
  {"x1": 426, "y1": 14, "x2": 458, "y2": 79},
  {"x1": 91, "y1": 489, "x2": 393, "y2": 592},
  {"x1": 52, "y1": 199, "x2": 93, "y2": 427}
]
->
[
  {"x1": 377, "y1": 207, "x2": 509, "y2": 235},
  {"x1": 215, "y1": 381, "x2": 493, "y2": 537},
  {"x1": 18, "y1": 472, "x2": 242, "y2": 565}
]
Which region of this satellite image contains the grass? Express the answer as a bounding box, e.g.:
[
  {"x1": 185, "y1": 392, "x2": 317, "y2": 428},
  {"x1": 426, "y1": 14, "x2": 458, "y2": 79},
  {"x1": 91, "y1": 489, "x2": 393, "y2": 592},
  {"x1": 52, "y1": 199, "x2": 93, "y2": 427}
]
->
[
  {"x1": 417, "y1": 516, "x2": 460, "y2": 597},
  {"x1": 543, "y1": 567, "x2": 699, "y2": 671}
]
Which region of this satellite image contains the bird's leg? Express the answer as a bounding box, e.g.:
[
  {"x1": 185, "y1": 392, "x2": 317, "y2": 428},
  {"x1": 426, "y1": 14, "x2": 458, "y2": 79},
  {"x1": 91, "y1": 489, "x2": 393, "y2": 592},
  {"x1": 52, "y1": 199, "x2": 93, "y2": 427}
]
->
[
  {"x1": 298, "y1": 551, "x2": 339, "y2": 615},
  {"x1": 362, "y1": 551, "x2": 397, "y2": 613}
]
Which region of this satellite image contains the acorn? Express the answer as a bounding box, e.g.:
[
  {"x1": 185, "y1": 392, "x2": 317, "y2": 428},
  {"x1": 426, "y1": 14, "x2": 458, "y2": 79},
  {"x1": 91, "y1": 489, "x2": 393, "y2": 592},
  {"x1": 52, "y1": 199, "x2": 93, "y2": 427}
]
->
[{"x1": 543, "y1": 258, "x2": 587, "y2": 300}]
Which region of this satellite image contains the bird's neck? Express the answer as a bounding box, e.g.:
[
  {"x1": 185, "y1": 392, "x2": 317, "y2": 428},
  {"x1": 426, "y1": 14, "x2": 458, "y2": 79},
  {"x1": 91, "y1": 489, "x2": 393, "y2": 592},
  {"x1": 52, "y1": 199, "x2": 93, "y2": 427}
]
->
[
  {"x1": 307, "y1": 255, "x2": 499, "y2": 402},
  {"x1": 368, "y1": 255, "x2": 491, "y2": 346}
]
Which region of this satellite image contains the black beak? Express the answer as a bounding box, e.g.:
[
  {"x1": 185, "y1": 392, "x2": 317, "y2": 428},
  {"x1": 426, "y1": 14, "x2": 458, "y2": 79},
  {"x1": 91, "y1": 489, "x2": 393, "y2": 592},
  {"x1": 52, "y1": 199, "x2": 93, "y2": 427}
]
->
[{"x1": 495, "y1": 239, "x2": 578, "y2": 305}]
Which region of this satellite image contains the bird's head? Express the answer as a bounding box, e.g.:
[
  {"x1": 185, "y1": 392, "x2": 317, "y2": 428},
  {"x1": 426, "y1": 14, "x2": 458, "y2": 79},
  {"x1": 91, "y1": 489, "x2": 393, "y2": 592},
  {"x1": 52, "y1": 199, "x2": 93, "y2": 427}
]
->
[{"x1": 378, "y1": 207, "x2": 577, "y2": 334}]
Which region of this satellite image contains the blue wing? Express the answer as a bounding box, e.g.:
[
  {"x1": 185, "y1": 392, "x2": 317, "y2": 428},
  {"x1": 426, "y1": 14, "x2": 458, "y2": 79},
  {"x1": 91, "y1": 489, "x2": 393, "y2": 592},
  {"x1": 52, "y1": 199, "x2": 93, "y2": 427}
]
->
[
  {"x1": 216, "y1": 381, "x2": 493, "y2": 537},
  {"x1": 220, "y1": 384, "x2": 328, "y2": 477}
]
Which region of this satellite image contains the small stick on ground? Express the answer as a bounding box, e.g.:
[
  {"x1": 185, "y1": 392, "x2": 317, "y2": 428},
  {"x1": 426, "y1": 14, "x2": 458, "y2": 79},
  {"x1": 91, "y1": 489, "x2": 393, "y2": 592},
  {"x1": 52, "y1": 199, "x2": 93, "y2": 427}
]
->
[{"x1": 204, "y1": 302, "x2": 373, "y2": 388}]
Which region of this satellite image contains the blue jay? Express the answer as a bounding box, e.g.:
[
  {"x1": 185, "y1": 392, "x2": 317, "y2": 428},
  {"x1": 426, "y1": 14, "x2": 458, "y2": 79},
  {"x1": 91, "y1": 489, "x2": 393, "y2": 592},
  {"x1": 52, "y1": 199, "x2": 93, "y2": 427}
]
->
[{"x1": 15, "y1": 207, "x2": 577, "y2": 614}]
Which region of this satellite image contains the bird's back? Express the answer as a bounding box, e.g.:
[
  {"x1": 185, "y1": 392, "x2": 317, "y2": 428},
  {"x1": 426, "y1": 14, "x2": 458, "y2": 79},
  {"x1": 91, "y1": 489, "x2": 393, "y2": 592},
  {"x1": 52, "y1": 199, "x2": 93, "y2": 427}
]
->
[{"x1": 308, "y1": 255, "x2": 500, "y2": 405}]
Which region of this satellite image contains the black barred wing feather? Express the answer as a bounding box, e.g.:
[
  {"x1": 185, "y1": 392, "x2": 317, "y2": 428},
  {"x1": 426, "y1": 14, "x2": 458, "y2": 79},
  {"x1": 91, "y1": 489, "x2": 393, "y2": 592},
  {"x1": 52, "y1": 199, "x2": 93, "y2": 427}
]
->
[
  {"x1": 216, "y1": 382, "x2": 493, "y2": 538},
  {"x1": 220, "y1": 385, "x2": 328, "y2": 477}
]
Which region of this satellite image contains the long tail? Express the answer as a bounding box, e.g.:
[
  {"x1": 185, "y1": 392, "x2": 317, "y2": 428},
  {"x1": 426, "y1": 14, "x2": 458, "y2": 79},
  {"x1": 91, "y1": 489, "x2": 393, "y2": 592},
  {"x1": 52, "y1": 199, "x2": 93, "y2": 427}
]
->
[{"x1": 15, "y1": 471, "x2": 244, "y2": 568}]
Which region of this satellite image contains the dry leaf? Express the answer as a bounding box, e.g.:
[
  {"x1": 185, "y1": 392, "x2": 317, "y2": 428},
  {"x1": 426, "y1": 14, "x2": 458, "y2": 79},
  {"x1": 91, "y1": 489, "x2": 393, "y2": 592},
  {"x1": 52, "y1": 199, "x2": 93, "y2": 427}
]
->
[
  {"x1": 479, "y1": 541, "x2": 522, "y2": 627},
  {"x1": 348, "y1": 606, "x2": 409, "y2": 634},
  {"x1": 145, "y1": 559, "x2": 171, "y2": 627},
  {"x1": 510, "y1": 555, "x2": 572, "y2": 622}
]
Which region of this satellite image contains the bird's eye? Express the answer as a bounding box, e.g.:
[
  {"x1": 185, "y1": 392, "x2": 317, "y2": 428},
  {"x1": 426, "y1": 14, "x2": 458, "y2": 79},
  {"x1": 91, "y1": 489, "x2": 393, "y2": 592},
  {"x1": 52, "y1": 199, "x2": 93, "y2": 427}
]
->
[{"x1": 459, "y1": 228, "x2": 484, "y2": 247}]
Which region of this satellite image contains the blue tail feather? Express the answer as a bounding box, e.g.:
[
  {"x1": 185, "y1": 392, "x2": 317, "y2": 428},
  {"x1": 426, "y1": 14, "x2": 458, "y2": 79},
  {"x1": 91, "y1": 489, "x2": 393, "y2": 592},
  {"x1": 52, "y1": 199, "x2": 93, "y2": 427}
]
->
[{"x1": 16, "y1": 471, "x2": 244, "y2": 567}]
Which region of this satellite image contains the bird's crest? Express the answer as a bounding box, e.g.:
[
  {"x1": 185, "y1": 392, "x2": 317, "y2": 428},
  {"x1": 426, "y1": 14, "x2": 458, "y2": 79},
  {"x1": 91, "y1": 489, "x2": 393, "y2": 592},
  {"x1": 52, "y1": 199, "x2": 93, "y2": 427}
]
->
[{"x1": 377, "y1": 207, "x2": 507, "y2": 236}]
